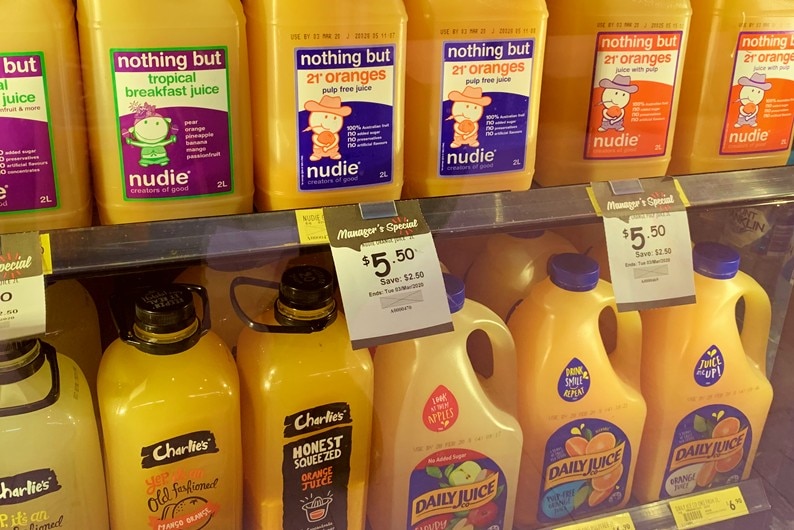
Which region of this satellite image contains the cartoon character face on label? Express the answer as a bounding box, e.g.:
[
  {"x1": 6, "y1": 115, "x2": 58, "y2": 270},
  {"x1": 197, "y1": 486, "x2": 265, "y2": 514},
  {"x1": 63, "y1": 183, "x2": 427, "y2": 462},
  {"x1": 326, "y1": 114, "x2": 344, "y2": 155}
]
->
[
  {"x1": 131, "y1": 116, "x2": 172, "y2": 143},
  {"x1": 125, "y1": 108, "x2": 178, "y2": 168},
  {"x1": 601, "y1": 88, "x2": 631, "y2": 110},
  {"x1": 447, "y1": 86, "x2": 492, "y2": 149},
  {"x1": 451, "y1": 101, "x2": 485, "y2": 124},
  {"x1": 596, "y1": 75, "x2": 638, "y2": 133},
  {"x1": 734, "y1": 73, "x2": 771, "y2": 128},
  {"x1": 303, "y1": 95, "x2": 351, "y2": 162},
  {"x1": 739, "y1": 85, "x2": 765, "y2": 107},
  {"x1": 308, "y1": 112, "x2": 344, "y2": 135}
]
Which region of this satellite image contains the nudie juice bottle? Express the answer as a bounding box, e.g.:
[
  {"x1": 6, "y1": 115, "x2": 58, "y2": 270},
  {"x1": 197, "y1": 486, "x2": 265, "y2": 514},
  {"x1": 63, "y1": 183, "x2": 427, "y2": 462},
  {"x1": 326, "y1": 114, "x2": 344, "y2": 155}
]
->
[
  {"x1": 0, "y1": 0, "x2": 91, "y2": 234},
  {"x1": 76, "y1": 0, "x2": 253, "y2": 224},
  {"x1": 401, "y1": 0, "x2": 548, "y2": 198},
  {"x1": 100, "y1": 285, "x2": 242, "y2": 529},
  {"x1": 509, "y1": 254, "x2": 646, "y2": 529},
  {"x1": 535, "y1": 0, "x2": 691, "y2": 186},
  {"x1": 244, "y1": 0, "x2": 407, "y2": 210},
  {"x1": 368, "y1": 274, "x2": 523, "y2": 530},
  {"x1": 669, "y1": 0, "x2": 794, "y2": 175},
  {"x1": 634, "y1": 242, "x2": 773, "y2": 502},
  {"x1": 0, "y1": 339, "x2": 109, "y2": 529},
  {"x1": 234, "y1": 266, "x2": 373, "y2": 529}
]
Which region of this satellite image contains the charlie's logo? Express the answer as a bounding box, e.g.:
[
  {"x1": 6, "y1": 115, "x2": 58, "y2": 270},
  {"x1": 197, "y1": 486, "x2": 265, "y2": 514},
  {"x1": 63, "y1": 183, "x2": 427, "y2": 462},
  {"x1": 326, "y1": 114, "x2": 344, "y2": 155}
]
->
[
  {"x1": 140, "y1": 431, "x2": 219, "y2": 469},
  {"x1": 0, "y1": 252, "x2": 33, "y2": 279},
  {"x1": 545, "y1": 443, "x2": 625, "y2": 490},
  {"x1": 0, "y1": 469, "x2": 61, "y2": 506},
  {"x1": 284, "y1": 403, "x2": 352, "y2": 439},
  {"x1": 410, "y1": 471, "x2": 499, "y2": 525}
]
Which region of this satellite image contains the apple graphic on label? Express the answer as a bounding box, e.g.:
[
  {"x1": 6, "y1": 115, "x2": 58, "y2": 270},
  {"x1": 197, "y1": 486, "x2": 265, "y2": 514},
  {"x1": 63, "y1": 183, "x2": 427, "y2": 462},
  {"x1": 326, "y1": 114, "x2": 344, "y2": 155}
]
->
[
  {"x1": 448, "y1": 461, "x2": 482, "y2": 486},
  {"x1": 467, "y1": 501, "x2": 499, "y2": 526}
]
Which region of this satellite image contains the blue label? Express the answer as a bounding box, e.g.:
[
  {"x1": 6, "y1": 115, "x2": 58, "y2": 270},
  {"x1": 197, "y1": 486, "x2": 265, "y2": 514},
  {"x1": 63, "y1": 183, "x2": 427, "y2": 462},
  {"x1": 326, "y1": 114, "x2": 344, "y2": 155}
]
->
[
  {"x1": 694, "y1": 345, "x2": 725, "y2": 387},
  {"x1": 558, "y1": 358, "x2": 591, "y2": 402}
]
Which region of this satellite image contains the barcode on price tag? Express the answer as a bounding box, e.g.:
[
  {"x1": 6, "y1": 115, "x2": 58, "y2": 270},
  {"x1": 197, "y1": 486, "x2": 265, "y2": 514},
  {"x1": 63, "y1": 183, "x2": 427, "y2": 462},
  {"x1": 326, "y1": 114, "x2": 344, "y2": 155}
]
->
[
  {"x1": 552, "y1": 511, "x2": 636, "y2": 530},
  {"x1": 669, "y1": 486, "x2": 749, "y2": 529}
]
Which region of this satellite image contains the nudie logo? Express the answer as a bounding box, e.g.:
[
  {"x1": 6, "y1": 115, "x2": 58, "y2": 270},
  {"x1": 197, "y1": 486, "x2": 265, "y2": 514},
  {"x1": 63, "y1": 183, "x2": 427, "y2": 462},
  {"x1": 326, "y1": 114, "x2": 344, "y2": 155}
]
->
[
  {"x1": 670, "y1": 428, "x2": 748, "y2": 472},
  {"x1": 129, "y1": 169, "x2": 190, "y2": 188},
  {"x1": 411, "y1": 472, "x2": 499, "y2": 525},
  {"x1": 545, "y1": 443, "x2": 625, "y2": 490},
  {"x1": 0, "y1": 469, "x2": 61, "y2": 506},
  {"x1": 141, "y1": 431, "x2": 219, "y2": 469}
]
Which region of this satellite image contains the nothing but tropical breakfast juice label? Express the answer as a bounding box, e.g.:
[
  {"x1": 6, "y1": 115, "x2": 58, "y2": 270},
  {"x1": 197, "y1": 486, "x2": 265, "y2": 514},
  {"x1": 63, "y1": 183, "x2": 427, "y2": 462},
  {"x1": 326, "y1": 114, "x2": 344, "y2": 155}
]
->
[{"x1": 584, "y1": 31, "x2": 684, "y2": 159}]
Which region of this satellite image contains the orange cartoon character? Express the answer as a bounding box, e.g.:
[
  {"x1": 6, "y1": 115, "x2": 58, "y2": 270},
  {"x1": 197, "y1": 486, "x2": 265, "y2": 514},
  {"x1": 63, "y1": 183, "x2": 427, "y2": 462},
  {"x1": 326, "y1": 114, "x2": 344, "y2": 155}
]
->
[
  {"x1": 597, "y1": 74, "x2": 639, "y2": 132},
  {"x1": 446, "y1": 86, "x2": 492, "y2": 148},
  {"x1": 303, "y1": 95, "x2": 352, "y2": 161},
  {"x1": 734, "y1": 72, "x2": 771, "y2": 129}
]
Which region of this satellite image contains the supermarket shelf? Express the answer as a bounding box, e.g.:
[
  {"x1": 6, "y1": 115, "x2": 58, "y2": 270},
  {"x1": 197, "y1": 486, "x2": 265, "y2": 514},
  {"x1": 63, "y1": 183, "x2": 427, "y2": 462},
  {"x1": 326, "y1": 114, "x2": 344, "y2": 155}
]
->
[{"x1": 46, "y1": 167, "x2": 794, "y2": 278}]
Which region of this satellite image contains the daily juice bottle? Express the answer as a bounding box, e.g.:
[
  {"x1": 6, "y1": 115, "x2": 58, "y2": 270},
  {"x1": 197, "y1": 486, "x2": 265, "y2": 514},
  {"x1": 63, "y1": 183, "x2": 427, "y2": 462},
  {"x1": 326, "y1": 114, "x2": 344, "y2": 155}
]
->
[
  {"x1": 434, "y1": 234, "x2": 489, "y2": 280},
  {"x1": 244, "y1": 0, "x2": 407, "y2": 210},
  {"x1": 535, "y1": 0, "x2": 691, "y2": 186},
  {"x1": 509, "y1": 254, "x2": 646, "y2": 529},
  {"x1": 368, "y1": 274, "x2": 523, "y2": 530},
  {"x1": 99, "y1": 284, "x2": 242, "y2": 529},
  {"x1": 76, "y1": 0, "x2": 253, "y2": 224},
  {"x1": 669, "y1": 0, "x2": 794, "y2": 175},
  {"x1": 0, "y1": 0, "x2": 91, "y2": 234},
  {"x1": 634, "y1": 242, "x2": 773, "y2": 502},
  {"x1": 234, "y1": 265, "x2": 373, "y2": 529},
  {"x1": 401, "y1": 0, "x2": 548, "y2": 198},
  {"x1": 465, "y1": 230, "x2": 577, "y2": 321},
  {"x1": 0, "y1": 338, "x2": 109, "y2": 529}
]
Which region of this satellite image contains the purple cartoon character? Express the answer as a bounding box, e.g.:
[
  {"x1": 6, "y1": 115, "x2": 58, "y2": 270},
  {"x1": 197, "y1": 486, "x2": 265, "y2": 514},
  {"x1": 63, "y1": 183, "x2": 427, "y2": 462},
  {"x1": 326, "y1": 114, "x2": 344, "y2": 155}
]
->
[
  {"x1": 125, "y1": 102, "x2": 178, "y2": 167},
  {"x1": 734, "y1": 73, "x2": 771, "y2": 129},
  {"x1": 597, "y1": 74, "x2": 639, "y2": 132}
]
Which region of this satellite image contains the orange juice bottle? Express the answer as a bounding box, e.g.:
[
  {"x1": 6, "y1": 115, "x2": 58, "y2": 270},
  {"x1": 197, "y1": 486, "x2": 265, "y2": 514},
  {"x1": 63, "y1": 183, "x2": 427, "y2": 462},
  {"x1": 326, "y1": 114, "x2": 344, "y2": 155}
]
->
[
  {"x1": 0, "y1": 339, "x2": 109, "y2": 528},
  {"x1": 99, "y1": 285, "x2": 242, "y2": 529},
  {"x1": 434, "y1": 234, "x2": 489, "y2": 280},
  {"x1": 634, "y1": 242, "x2": 773, "y2": 502},
  {"x1": 76, "y1": 0, "x2": 253, "y2": 224},
  {"x1": 669, "y1": 0, "x2": 794, "y2": 175},
  {"x1": 234, "y1": 265, "x2": 373, "y2": 529},
  {"x1": 509, "y1": 254, "x2": 646, "y2": 529},
  {"x1": 368, "y1": 274, "x2": 522, "y2": 530},
  {"x1": 244, "y1": 0, "x2": 407, "y2": 210},
  {"x1": 401, "y1": 0, "x2": 548, "y2": 198},
  {"x1": 535, "y1": 0, "x2": 691, "y2": 186},
  {"x1": 0, "y1": 0, "x2": 91, "y2": 234}
]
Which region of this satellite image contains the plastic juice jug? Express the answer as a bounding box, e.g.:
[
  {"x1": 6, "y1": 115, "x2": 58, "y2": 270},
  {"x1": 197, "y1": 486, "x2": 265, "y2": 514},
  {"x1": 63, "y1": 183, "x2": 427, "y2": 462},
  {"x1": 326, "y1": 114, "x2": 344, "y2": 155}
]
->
[
  {"x1": 634, "y1": 242, "x2": 773, "y2": 502},
  {"x1": 0, "y1": 0, "x2": 91, "y2": 234},
  {"x1": 368, "y1": 274, "x2": 523, "y2": 530},
  {"x1": 534, "y1": 0, "x2": 691, "y2": 186},
  {"x1": 401, "y1": 0, "x2": 548, "y2": 198},
  {"x1": 233, "y1": 265, "x2": 373, "y2": 529},
  {"x1": 669, "y1": 0, "x2": 794, "y2": 175},
  {"x1": 509, "y1": 254, "x2": 646, "y2": 529},
  {"x1": 244, "y1": 0, "x2": 407, "y2": 210},
  {"x1": 466, "y1": 230, "x2": 577, "y2": 321},
  {"x1": 0, "y1": 339, "x2": 109, "y2": 528},
  {"x1": 99, "y1": 284, "x2": 243, "y2": 529},
  {"x1": 76, "y1": 0, "x2": 253, "y2": 225},
  {"x1": 433, "y1": 233, "x2": 489, "y2": 280}
]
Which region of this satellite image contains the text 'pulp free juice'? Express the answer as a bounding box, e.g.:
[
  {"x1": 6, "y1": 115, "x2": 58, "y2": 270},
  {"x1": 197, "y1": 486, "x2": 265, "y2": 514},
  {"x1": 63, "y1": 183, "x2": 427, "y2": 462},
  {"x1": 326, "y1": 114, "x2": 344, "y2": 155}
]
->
[
  {"x1": 76, "y1": 0, "x2": 253, "y2": 224},
  {"x1": 634, "y1": 242, "x2": 773, "y2": 502},
  {"x1": 509, "y1": 254, "x2": 646, "y2": 529},
  {"x1": 234, "y1": 266, "x2": 373, "y2": 529},
  {"x1": 669, "y1": 0, "x2": 794, "y2": 175},
  {"x1": 535, "y1": 0, "x2": 691, "y2": 186},
  {"x1": 244, "y1": 0, "x2": 407, "y2": 210},
  {"x1": 401, "y1": 0, "x2": 548, "y2": 198},
  {"x1": 0, "y1": 0, "x2": 91, "y2": 234}
]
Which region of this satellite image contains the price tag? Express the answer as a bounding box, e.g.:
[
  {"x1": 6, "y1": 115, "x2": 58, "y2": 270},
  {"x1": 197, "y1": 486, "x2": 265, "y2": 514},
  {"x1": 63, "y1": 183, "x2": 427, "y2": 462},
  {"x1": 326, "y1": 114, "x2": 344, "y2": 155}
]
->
[
  {"x1": 0, "y1": 232, "x2": 46, "y2": 341},
  {"x1": 588, "y1": 178, "x2": 696, "y2": 311},
  {"x1": 669, "y1": 486, "x2": 749, "y2": 529},
  {"x1": 295, "y1": 208, "x2": 330, "y2": 244},
  {"x1": 552, "y1": 511, "x2": 636, "y2": 530},
  {"x1": 323, "y1": 200, "x2": 452, "y2": 349}
]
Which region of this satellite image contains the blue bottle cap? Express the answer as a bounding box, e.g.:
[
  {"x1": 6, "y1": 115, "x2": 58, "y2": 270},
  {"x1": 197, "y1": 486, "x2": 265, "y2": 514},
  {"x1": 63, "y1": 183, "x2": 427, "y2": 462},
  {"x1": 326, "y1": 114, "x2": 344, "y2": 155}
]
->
[
  {"x1": 443, "y1": 273, "x2": 466, "y2": 314},
  {"x1": 693, "y1": 242, "x2": 740, "y2": 279},
  {"x1": 549, "y1": 253, "x2": 600, "y2": 292}
]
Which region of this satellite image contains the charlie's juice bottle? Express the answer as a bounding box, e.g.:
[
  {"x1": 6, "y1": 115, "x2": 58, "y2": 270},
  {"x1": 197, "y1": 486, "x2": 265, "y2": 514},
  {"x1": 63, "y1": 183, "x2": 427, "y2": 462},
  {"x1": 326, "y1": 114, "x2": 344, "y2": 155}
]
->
[
  {"x1": 401, "y1": 0, "x2": 548, "y2": 198},
  {"x1": 244, "y1": 0, "x2": 406, "y2": 210},
  {"x1": 634, "y1": 242, "x2": 773, "y2": 502},
  {"x1": 535, "y1": 0, "x2": 691, "y2": 186},
  {"x1": 234, "y1": 265, "x2": 373, "y2": 529},
  {"x1": 0, "y1": 339, "x2": 109, "y2": 528},
  {"x1": 669, "y1": 0, "x2": 794, "y2": 175},
  {"x1": 368, "y1": 274, "x2": 522, "y2": 530},
  {"x1": 99, "y1": 285, "x2": 242, "y2": 529},
  {"x1": 0, "y1": 0, "x2": 91, "y2": 234},
  {"x1": 76, "y1": 0, "x2": 253, "y2": 224},
  {"x1": 509, "y1": 254, "x2": 646, "y2": 529}
]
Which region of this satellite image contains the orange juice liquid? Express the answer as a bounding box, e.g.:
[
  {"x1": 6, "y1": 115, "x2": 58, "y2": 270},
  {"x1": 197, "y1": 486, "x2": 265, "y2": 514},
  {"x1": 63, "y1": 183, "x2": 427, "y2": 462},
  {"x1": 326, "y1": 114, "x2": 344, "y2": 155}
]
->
[
  {"x1": 669, "y1": 0, "x2": 794, "y2": 174},
  {"x1": 0, "y1": 0, "x2": 91, "y2": 234},
  {"x1": 535, "y1": 0, "x2": 691, "y2": 186},
  {"x1": 76, "y1": 0, "x2": 253, "y2": 224},
  {"x1": 244, "y1": 0, "x2": 406, "y2": 210},
  {"x1": 401, "y1": 0, "x2": 548, "y2": 198}
]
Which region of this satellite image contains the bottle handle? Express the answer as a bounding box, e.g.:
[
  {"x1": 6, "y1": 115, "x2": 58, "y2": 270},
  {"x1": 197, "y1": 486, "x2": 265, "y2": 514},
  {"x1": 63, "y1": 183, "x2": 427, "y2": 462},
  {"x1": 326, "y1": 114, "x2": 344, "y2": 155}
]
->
[
  {"x1": 0, "y1": 341, "x2": 60, "y2": 418},
  {"x1": 597, "y1": 282, "x2": 643, "y2": 390},
  {"x1": 735, "y1": 271, "x2": 772, "y2": 374}
]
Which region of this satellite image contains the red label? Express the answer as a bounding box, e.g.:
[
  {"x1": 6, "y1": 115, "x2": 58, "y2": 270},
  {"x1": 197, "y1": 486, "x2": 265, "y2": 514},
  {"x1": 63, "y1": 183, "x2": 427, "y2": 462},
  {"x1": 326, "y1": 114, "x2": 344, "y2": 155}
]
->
[{"x1": 422, "y1": 385, "x2": 459, "y2": 432}]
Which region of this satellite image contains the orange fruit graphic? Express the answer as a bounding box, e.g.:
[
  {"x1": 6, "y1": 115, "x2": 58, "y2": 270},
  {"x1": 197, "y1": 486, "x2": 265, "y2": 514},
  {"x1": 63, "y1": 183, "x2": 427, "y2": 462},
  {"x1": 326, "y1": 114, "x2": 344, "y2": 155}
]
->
[
  {"x1": 606, "y1": 105, "x2": 622, "y2": 118},
  {"x1": 586, "y1": 432, "x2": 616, "y2": 454},
  {"x1": 713, "y1": 417, "x2": 740, "y2": 438},
  {"x1": 716, "y1": 447, "x2": 744, "y2": 473},
  {"x1": 459, "y1": 119, "x2": 475, "y2": 133},
  {"x1": 318, "y1": 131, "x2": 335, "y2": 145},
  {"x1": 565, "y1": 436, "x2": 588, "y2": 457},
  {"x1": 592, "y1": 463, "x2": 623, "y2": 492},
  {"x1": 742, "y1": 102, "x2": 757, "y2": 114},
  {"x1": 588, "y1": 487, "x2": 611, "y2": 507},
  {"x1": 696, "y1": 461, "x2": 717, "y2": 488}
]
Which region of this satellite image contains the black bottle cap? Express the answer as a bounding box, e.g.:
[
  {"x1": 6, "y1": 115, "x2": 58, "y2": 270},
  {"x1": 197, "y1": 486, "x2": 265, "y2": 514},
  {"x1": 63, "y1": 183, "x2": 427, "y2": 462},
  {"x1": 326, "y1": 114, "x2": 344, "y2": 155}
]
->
[
  {"x1": 0, "y1": 339, "x2": 37, "y2": 363},
  {"x1": 278, "y1": 266, "x2": 335, "y2": 310},
  {"x1": 134, "y1": 286, "x2": 197, "y2": 334}
]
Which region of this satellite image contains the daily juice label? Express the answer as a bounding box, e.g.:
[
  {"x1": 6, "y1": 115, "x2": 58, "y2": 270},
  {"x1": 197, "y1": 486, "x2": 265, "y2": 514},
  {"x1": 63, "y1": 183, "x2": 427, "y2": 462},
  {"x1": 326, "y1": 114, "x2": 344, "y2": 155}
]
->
[
  {"x1": 720, "y1": 31, "x2": 794, "y2": 155},
  {"x1": 111, "y1": 47, "x2": 233, "y2": 200},
  {"x1": 0, "y1": 469, "x2": 65, "y2": 527},
  {"x1": 538, "y1": 419, "x2": 631, "y2": 524},
  {"x1": 282, "y1": 402, "x2": 353, "y2": 529},
  {"x1": 660, "y1": 405, "x2": 752, "y2": 499},
  {"x1": 584, "y1": 32, "x2": 684, "y2": 159},
  {"x1": 295, "y1": 45, "x2": 395, "y2": 192},
  {"x1": 408, "y1": 449, "x2": 508, "y2": 530},
  {"x1": 439, "y1": 39, "x2": 535, "y2": 177},
  {"x1": 0, "y1": 52, "x2": 58, "y2": 214}
]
